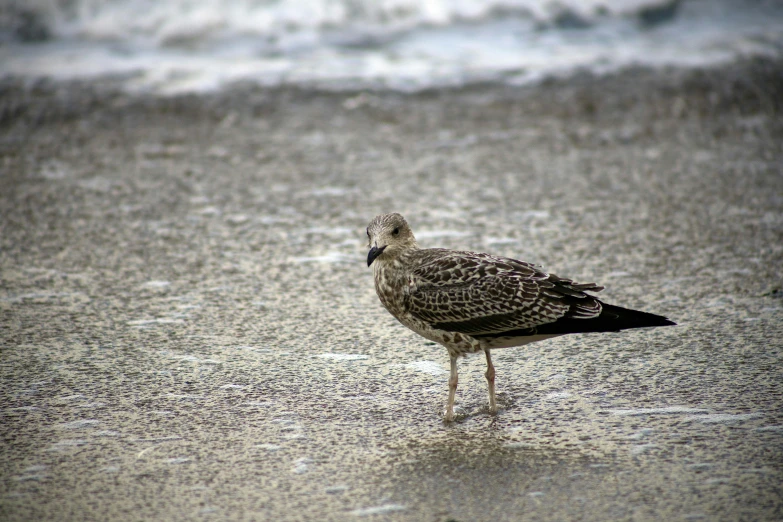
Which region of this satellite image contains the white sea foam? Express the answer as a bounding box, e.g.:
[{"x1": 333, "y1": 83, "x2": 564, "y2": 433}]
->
[
  {"x1": 291, "y1": 457, "x2": 312, "y2": 475},
  {"x1": 127, "y1": 318, "x2": 185, "y2": 326},
  {"x1": 59, "y1": 419, "x2": 101, "y2": 429},
  {"x1": 166, "y1": 457, "x2": 191, "y2": 464},
  {"x1": 306, "y1": 187, "x2": 358, "y2": 197},
  {"x1": 46, "y1": 439, "x2": 89, "y2": 451},
  {"x1": 608, "y1": 407, "x2": 709, "y2": 416},
  {"x1": 4, "y1": 0, "x2": 779, "y2": 94},
  {"x1": 484, "y1": 237, "x2": 518, "y2": 246},
  {"x1": 132, "y1": 436, "x2": 182, "y2": 442},
  {"x1": 405, "y1": 360, "x2": 447, "y2": 376},
  {"x1": 325, "y1": 485, "x2": 349, "y2": 494},
  {"x1": 630, "y1": 443, "x2": 657, "y2": 455},
  {"x1": 628, "y1": 428, "x2": 654, "y2": 440},
  {"x1": 290, "y1": 252, "x2": 354, "y2": 264},
  {"x1": 317, "y1": 353, "x2": 369, "y2": 361},
  {"x1": 350, "y1": 503, "x2": 407, "y2": 516},
  {"x1": 13, "y1": 474, "x2": 47, "y2": 482},
  {"x1": 685, "y1": 413, "x2": 764, "y2": 425},
  {"x1": 142, "y1": 280, "x2": 171, "y2": 288},
  {"x1": 415, "y1": 230, "x2": 471, "y2": 239}
]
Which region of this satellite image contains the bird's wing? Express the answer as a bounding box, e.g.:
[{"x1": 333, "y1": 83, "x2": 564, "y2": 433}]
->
[{"x1": 404, "y1": 250, "x2": 604, "y2": 336}]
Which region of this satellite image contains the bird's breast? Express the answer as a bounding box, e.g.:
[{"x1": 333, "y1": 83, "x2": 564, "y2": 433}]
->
[{"x1": 373, "y1": 263, "x2": 406, "y2": 315}]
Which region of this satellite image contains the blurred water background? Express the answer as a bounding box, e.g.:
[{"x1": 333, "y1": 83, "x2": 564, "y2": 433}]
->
[{"x1": 1, "y1": 0, "x2": 782, "y2": 94}]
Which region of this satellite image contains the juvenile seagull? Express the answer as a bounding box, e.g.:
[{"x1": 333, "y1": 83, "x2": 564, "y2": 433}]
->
[{"x1": 366, "y1": 213, "x2": 675, "y2": 422}]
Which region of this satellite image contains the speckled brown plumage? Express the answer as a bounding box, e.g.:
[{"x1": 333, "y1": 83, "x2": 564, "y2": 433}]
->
[{"x1": 366, "y1": 213, "x2": 676, "y2": 421}]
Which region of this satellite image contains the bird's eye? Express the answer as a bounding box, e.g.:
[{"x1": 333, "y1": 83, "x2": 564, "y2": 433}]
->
[
  {"x1": 366, "y1": 228, "x2": 370, "y2": 238},
  {"x1": 392, "y1": 227, "x2": 400, "y2": 236}
]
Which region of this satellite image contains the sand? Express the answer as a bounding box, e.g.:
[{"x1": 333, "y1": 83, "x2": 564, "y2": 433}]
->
[{"x1": 1, "y1": 58, "x2": 782, "y2": 521}]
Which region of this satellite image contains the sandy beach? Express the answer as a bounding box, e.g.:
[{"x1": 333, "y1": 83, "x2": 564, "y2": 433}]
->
[{"x1": 1, "y1": 58, "x2": 782, "y2": 521}]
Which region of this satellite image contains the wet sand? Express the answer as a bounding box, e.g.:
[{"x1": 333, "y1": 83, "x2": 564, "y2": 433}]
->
[{"x1": 1, "y1": 59, "x2": 782, "y2": 521}]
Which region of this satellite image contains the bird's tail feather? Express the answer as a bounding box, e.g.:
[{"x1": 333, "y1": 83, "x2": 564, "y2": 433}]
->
[{"x1": 534, "y1": 303, "x2": 676, "y2": 336}]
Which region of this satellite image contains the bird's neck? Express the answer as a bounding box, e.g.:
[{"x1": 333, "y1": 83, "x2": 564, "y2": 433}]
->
[{"x1": 373, "y1": 256, "x2": 409, "y2": 313}]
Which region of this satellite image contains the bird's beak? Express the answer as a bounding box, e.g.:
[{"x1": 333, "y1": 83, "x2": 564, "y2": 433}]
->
[{"x1": 367, "y1": 245, "x2": 386, "y2": 266}]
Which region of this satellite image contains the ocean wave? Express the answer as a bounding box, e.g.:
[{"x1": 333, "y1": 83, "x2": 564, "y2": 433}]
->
[
  {"x1": 1, "y1": 0, "x2": 781, "y2": 94},
  {"x1": 1, "y1": 0, "x2": 683, "y2": 47}
]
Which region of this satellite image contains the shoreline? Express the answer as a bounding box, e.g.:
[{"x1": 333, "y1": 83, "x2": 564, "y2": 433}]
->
[{"x1": 2, "y1": 56, "x2": 782, "y2": 129}]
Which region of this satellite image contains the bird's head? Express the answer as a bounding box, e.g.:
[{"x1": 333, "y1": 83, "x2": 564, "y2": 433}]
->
[{"x1": 366, "y1": 213, "x2": 418, "y2": 266}]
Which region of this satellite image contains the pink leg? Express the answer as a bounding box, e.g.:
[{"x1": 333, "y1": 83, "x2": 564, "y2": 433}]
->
[
  {"x1": 485, "y1": 348, "x2": 497, "y2": 413},
  {"x1": 445, "y1": 356, "x2": 458, "y2": 421}
]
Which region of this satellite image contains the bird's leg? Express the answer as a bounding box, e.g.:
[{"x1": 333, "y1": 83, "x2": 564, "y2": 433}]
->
[
  {"x1": 484, "y1": 348, "x2": 497, "y2": 414},
  {"x1": 445, "y1": 355, "x2": 458, "y2": 422}
]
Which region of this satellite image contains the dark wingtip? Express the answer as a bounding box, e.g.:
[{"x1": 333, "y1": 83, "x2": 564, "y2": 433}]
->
[{"x1": 617, "y1": 309, "x2": 677, "y2": 329}]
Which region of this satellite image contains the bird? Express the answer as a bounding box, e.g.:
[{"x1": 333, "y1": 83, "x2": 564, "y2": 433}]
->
[{"x1": 366, "y1": 212, "x2": 676, "y2": 422}]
